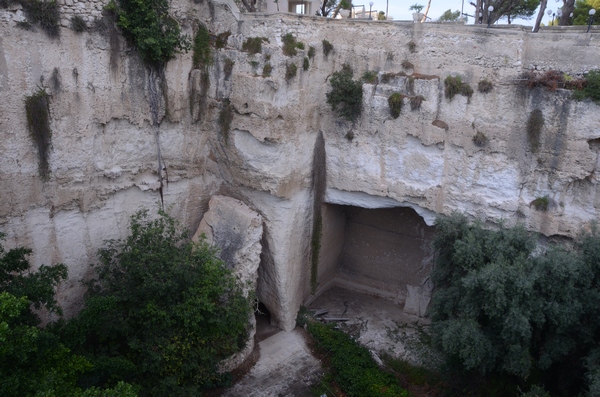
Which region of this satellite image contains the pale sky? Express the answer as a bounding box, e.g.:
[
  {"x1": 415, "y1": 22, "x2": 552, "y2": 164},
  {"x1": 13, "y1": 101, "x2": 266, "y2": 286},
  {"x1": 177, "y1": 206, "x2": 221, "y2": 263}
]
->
[{"x1": 364, "y1": 1, "x2": 557, "y2": 26}]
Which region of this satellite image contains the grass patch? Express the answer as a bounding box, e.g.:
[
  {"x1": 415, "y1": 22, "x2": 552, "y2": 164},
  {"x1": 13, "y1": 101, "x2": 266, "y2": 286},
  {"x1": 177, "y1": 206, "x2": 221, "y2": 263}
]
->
[
  {"x1": 444, "y1": 75, "x2": 473, "y2": 101},
  {"x1": 262, "y1": 62, "x2": 272, "y2": 77},
  {"x1": 361, "y1": 70, "x2": 378, "y2": 84},
  {"x1": 322, "y1": 39, "x2": 333, "y2": 58},
  {"x1": 25, "y1": 88, "x2": 52, "y2": 180},
  {"x1": 410, "y1": 95, "x2": 424, "y2": 111},
  {"x1": 223, "y1": 58, "x2": 234, "y2": 79},
  {"x1": 308, "y1": 45, "x2": 316, "y2": 59},
  {"x1": 307, "y1": 321, "x2": 408, "y2": 397},
  {"x1": 388, "y1": 92, "x2": 405, "y2": 118},
  {"x1": 407, "y1": 40, "x2": 416, "y2": 53},
  {"x1": 192, "y1": 23, "x2": 211, "y2": 69},
  {"x1": 527, "y1": 109, "x2": 544, "y2": 152},
  {"x1": 21, "y1": 0, "x2": 60, "y2": 37},
  {"x1": 401, "y1": 60, "x2": 414, "y2": 70},
  {"x1": 326, "y1": 64, "x2": 363, "y2": 122},
  {"x1": 285, "y1": 63, "x2": 297, "y2": 81},
  {"x1": 71, "y1": 15, "x2": 87, "y2": 33},
  {"x1": 530, "y1": 195, "x2": 549, "y2": 211},
  {"x1": 303, "y1": 57, "x2": 309, "y2": 71},
  {"x1": 473, "y1": 131, "x2": 488, "y2": 147},
  {"x1": 478, "y1": 78, "x2": 493, "y2": 93},
  {"x1": 242, "y1": 37, "x2": 266, "y2": 55},
  {"x1": 282, "y1": 33, "x2": 303, "y2": 56}
]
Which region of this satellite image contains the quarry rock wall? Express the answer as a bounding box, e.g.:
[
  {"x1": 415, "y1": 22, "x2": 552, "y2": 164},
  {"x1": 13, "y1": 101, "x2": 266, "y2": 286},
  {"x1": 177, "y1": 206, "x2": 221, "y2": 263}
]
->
[{"x1": 0, "y1": 0, "x2": 599, "y2": 331}]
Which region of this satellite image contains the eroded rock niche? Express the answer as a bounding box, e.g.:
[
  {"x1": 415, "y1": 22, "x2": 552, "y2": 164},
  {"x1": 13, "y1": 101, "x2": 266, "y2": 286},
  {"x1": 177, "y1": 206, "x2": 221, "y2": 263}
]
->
[{"x1": 313, "y1": 205, "x2": 435, "y2": 317}]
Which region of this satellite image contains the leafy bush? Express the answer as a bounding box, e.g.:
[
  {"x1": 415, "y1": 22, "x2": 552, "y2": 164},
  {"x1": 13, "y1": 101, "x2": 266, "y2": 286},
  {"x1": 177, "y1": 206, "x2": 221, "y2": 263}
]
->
[
  {"x1": 241, "y1": 37, "x2": 265, "y2": 55},
  {"x1": 71, "y1": 15, "x2": 87, "y2": 33},
  {"x1": 388, "y1": 92, "x2": 404, "y2": 118},
  {"x1": 25, "y1": 88, "x2": 52, "y2": 181},
  {"x1": 322, "y1": 39, "x2": 333, "y2": 58},
  {"x1": 326, "y1": 64, "x2": 363, "y2": 121},
  {"x1": 282, "y1": 33, "x2": 300, "y2": 56},
  {"x1": 285, "y1": 63, "x2": 297, "y2": 81},
  {"x1": 530, "y1": 196, "x2": 549, "y2": 211},
  {"x1": 307, "y1": 321, "x2": 408, "y2": 397},
  {"x1": 429, "y1": 214, "x2": 600, "y2": 396},
  {"x1": 444, "y1": 75, "x2": 473, "y2": 101},
  {"x1": 527, "y1": 109, "x2": 544, "y2": 152},
  {"x1": 308, "y1": 45, "x2": 316, "y2": 59},
  {"x1": 107, "y1": 0, "x2": 189, "y2": 66},
  {"x1": 478, "y1": 78, "x2": 493, "y2": 93},
  {"x1": 573, "y1": 69, "x2": 600, "y2": 103},
  {"x1": 62, "y1": 210, "x2": 251, "y2": 396}
]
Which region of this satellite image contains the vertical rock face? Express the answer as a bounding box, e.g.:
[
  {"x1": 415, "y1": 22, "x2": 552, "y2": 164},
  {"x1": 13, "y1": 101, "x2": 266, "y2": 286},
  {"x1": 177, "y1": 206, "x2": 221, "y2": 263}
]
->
[
  {"x1": 1, "y1": 0, "x2": 600, "y2": 333},
  {"x1": 192, "y1": 195, "x2": 263, "y2": 370}
]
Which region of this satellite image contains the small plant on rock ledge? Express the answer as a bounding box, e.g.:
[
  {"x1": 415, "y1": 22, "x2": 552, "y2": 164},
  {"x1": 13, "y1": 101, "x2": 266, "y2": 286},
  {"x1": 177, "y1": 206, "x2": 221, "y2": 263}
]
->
[
  {"x1": 361, "y1": 70, "x2": 378, "y2": 84},
  {"x1": 478, "y1": 78, "x2": 493, "y2": 93},
  {"x1": 262, "y1": 62, "x2": 273, "y2": 77},
  {"x1": 472, "y1": 131, "x2": 488, "y2": 147},
  {"x1": 71, "y1": 15, "x2": 87, "y2": 33},
  {"x1": 285, "y1": 63, "x2": 298, "y2": 81},
  {"x1": 388, "y1": 93, "x2": 405, "y2": 118},
  {"x1": 308, "y1": 45, "x2": 316, "y2": 59},
  {"x1": 444, "y1": 75, "x2": 473, "y2": 101},
  {"x1": 326, "y1": 64, "x2": 363, "y2": 122},
  {"x1": 242, "y1": 37, "x2": 267, "y2": 55},
  {"x1": 20, "y1": 0, "x2": 60, "y2": 37},
  {"x1": 282, "y1": 33, "x2": 303, "y2": 56},
  {"x1": 322, "y1": 39, "x2": 333, "y2": 58},
  {"x1": 530, "y1": 196, "x2": 550, "y2": 211}
]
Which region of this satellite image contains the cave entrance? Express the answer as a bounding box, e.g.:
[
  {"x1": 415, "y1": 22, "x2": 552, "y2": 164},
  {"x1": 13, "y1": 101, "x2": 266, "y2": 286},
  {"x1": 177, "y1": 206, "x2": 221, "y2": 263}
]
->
[
  {"x1": 313, "y1": 204, "x2": 435, "y2": 316},
  {"x1": 254, "y1": 301, "x2": 279, "y2": 342}
]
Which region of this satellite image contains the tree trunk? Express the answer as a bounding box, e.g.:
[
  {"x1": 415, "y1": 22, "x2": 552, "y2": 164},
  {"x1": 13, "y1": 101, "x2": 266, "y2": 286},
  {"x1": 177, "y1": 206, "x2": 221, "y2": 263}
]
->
[
  {"x1": 421, "y1": 0, "x2": 432, "y2": 22},
  {"x1": 240, "y1": 0, "x2": 256, "y2": 12},
  {"x1": 533, "y1": 0, "x2": 548, "y2": 32},
  {"x1": 559, "y1": 0, "x2": 576, "y2": 25}
]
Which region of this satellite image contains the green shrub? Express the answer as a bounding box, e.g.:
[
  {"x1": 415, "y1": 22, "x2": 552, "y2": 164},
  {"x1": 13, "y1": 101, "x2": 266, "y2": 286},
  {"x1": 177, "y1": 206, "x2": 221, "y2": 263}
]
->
[
  {"x1": 308, "y1": 45, "x2": 316, "y2": 59},
  {"x1": 303, "y1": 57, "x2": 309, "y2": 71},
  {"x1": 361, "y1": 70, "x2": 378, "y2": 84},
  {"x1": 322, "y1": 39, "x2": 333, "y2": 58},
  {"x1": 285, "y1": 63, "x2": 297, "y2": 81},
  {"x1": 573, "y1": 69, "x2": 600, "y2": 103},
  {"x1": 262, "y1": 62, "x2": 272, "y2": 77},
  {"x1": 530, "y1": 195, "x2": 549, "y2": 211},
  {"x1": 109, "y1": 0, "x2": 189, "y2": 66},
  {"x1": 429, "y1": 214, "x2": 600, "y2": 395},
  {"x1": 326, "y1": 64, "x2": 363, "y2": 121},
  {"x1": 20, "y1": 0, "x2": 60, "y2": 37},
  {"x1": 307, "y1": 321, "x2": 408, "y2": 397},
  {"x1": 472, "y1": 130, "x2": 488, "y2": 147},
  {"x1": 192, "y1": 23, "x2": 211, "y2": 69},
  {"x1": 25, "y1": 88, "x2": 52, "y2": 180},
  {"x1": 388, "y1": 92, "x2": 404, "y2": 118},
  {"x1": 478, "y1": 78, "x2": 493, "y2": 93},
  {"x1": 526, "y1": 109, "x2": 544, "y2": 152},
  {"x1": 242, "y1": 37, "x2": 266, "y2": 55},
  {"x1": 71, "y1": 15, "x2": 87, "y2": 33},
  {"x1": 444, "y1": 75, "x2": 473, "y2": 101},
  {"x1": 62, "y1": 210, "x2": 250, "y2": 395},
  {"x1": 282, "y1": 33, "x2": 302, "y2": 56},
  {"x1": 410, "y1": 95, "x2": 424, "y2": 110}
]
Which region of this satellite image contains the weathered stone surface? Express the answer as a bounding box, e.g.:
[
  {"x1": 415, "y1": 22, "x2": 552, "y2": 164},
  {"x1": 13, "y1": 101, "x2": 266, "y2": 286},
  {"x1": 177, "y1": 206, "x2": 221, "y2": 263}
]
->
[{"x1": 192, "y1": 195, "x2": 263, "y2": 371}]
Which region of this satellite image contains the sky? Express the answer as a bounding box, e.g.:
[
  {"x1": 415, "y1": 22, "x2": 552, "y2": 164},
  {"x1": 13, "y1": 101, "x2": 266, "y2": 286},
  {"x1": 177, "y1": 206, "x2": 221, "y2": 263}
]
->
[{"x1": 363, "y1": 0, "x2": 558, "y2": 26}]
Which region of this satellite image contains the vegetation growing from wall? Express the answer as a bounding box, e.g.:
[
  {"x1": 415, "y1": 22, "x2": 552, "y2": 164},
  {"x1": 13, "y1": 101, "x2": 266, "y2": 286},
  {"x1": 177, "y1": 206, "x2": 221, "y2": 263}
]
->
[
  {"x1": 242, "y1": 37, "x2": 266, "y2": 55},
  {"x1": 322, "y1": 39, "x2": 333, "y2": 58},
  {"x1": 388, "y1": 92, "x2": 405, "y2": 118},
  {"x1": 361, "y1": 70, "x2": 378, "y2": 84},
  {"x1": 573, "y1": 69, "x2": 600, "y2": 103},
  {"x1": 262, "y1": 62, "x2": 272, "y2": 77},
  {"x1": 25, "y1": 88, "x2": 52, "y2": 181},
  {"x1": 478, "y1": 78, "x2": 493, "y2": 93},
  {"x1": 106, "y1": 0, "x2": 189, "y2": 66},
  {"x1": 282, "y1": 33, "x2": 304, "y2": 56},
  {"x1": 527, "y1": 109, "x2": 544, "y2": 152},
  {"x1": 472, "y1": 130, "x2": 488, "y2": 147},
  {"x1": 285, "y1": 63, "x2": 297, "y2": 81},
  {"x1": 305, "y1": 320, "x2": 408, "y2": 397},
  {"x1": 444, "y1": 75, "x2": 473, "y2": 101},
  {"x1": 401, "y1": 60, "x2": 414, "y2": 70},
  {"x1": 429, "y1": 213, "x2": 600, "y2": 396},
  {"x1": 71, "y1": 15, "x2": 87, "y2": 33},
  {"x1": 192, "y1": 23, "x2": 211, "y2": 69},
  {"x1": 16, "y1": 0, "x2": 60, "y2": 37},
  {"x1": 530, "y1": 195, "x2": 549, "y2": 211},
  {"x1": 308, "y1": 45, "x2": 316, "y2": 59},
  {"x1": 326, "y1": 64, "x2": 363, "y2": 122},
  {"x1": 61, "y1": 210, "x2": 251, "y2": 396}
]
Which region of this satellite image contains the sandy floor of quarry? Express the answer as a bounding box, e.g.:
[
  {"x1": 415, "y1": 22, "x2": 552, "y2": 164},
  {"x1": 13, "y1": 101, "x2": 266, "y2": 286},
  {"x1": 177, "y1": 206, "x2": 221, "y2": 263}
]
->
[{"x1": 220, "y1": 286, "x2": 434, "y2": 396}]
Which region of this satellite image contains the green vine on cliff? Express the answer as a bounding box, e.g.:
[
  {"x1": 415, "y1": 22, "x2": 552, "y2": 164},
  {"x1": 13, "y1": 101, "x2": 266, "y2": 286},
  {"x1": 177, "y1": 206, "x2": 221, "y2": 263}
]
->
[
  {"x1": 25, "y1": 88, "x2": 52, "y2": 180},
  {"x1": 105, "y1": 0, "x2": 189, "y2": 66}
]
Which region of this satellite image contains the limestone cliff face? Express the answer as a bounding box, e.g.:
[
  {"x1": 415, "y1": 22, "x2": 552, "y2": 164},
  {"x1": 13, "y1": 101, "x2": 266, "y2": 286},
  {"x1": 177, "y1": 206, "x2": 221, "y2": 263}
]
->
[{"x1": 1, "y1": 0, "x2": 599, "y2": 330}]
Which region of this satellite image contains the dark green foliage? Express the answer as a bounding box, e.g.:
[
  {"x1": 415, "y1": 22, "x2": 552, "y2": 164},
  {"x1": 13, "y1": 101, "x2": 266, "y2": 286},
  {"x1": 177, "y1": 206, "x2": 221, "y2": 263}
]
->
[
  {"x1": 430, "y1": 214, "x2": 600, "y2": 395},
  {"x1": 407, "y1": 40, "x2": 416, "y2": 53},
  {"x1": 322, "y1": 39, "x2": 333, "y2": 58},
  {"x1": 219, "y1": 99, "x2": 233, "y2": 141},
  {"x1": 573, "y1": 69, "x2": 600, "y2": 103},
  {"x1": 242, "y1": 37, "x2": 265, "y2": 55},
  {"x1": 303, "y1": 57, "x2": 309, "y2": 71},
  {"x1": 410, "y1": 95, "x2": 424, "y2": 111},
  {"x1": 25, "y1": 88, "x2": 52, "y2": 180},
  {"x1": 527, "y1": 109, "x2": 544, "y2": 152},
  {"x1": 438, "y1": 9, "x2": 461, "y2": 22},
  {"x1": 444, "y1": 75, "x2": 473, "y2": 101},
  {"x1": 361, "y1": 70, "x2": 378, "y2": 84},
  {"x1": 326, "y1": 64, "x2": 363, "y2": 122},
  {"x1": 478, "y1": 78, "x2": 493, "y2": 93},
  {"x1": 401, "y1": 60, "x2": 414, "y2": 70},
  {"x1": 223, "y1": 58, "x2": 234, "y2": 80},
  {"x1": 214, "y1": 31, "x2": 231, "y2": 49},
  {"x1": 71, "y1": 15, "x2": 87, "y2": 33},
  {"x1": 307, "y1": 321, "x2": 408, "y2": 397},
  {"x1": 530, "y1": 196, "x2": 549, "y2": 211},
  {"x1": 192, "y1": 23, "x2": 211, "y2": 69},
  {"x1": 20, "y1": 0, "x2": 60, "y2": 37},
  {"x1": 62, "y1": 210, "x2": 250, "y2": 396},
  {"x1": 307, "y1": 45, "x2": 316, "y2": 59},
  {"x1": 262, "y1": 62, "x2": 272, "y2": 77},
  {"x1": 285, "y1": 63, "x2": 297, "y2": 81},
  {"x1": 282, "y1": 33, "x2": 301, "y2": 56},
  {"x1": 388, "y1": 92, "x2": 404, "y2": 118},
  {"x1": 472, "y1": 130, "x2": 488, "y2": 147}
]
